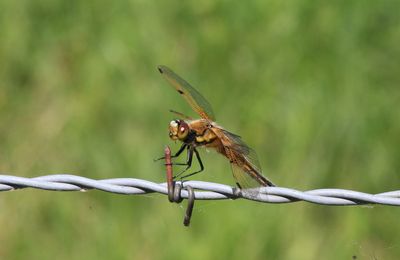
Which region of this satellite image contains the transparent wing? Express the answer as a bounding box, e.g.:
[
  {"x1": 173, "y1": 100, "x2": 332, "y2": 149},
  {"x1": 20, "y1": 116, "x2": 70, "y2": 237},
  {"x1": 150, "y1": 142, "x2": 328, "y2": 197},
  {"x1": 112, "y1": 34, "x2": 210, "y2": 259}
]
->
[
  {"x1": 169, "y1": 109, "x2": 193, "y2": 120},
  {"x1": 212, "y1": 128, "x2": 275, "y2": 189},
  {"x1": 158, "y1": 65, "x2": 216, "y2": 121},
  {"x1": 231, "y1": 164, "x2": 264, "y2": 189}
]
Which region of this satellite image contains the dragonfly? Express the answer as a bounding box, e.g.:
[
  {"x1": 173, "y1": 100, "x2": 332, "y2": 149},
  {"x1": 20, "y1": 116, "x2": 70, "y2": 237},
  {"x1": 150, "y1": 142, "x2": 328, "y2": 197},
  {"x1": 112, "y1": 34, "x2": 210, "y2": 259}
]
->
[{"x1": 157, "y1": 65, "x2": 275, "y2": 191}]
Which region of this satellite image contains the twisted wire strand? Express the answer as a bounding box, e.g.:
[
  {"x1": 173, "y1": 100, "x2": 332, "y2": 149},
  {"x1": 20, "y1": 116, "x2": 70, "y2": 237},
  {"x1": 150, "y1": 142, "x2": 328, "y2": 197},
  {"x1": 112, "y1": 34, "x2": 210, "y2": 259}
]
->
[{"x1": 0, "y1": 174, "x2": 399, "y2": 206}]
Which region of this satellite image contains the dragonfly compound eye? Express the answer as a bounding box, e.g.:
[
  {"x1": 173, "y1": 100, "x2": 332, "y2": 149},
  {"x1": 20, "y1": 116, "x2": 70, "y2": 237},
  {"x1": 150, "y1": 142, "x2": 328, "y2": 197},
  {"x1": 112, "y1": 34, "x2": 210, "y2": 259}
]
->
[{"x1": 177, "y1": 121, "x2": 189, "y2": 140}]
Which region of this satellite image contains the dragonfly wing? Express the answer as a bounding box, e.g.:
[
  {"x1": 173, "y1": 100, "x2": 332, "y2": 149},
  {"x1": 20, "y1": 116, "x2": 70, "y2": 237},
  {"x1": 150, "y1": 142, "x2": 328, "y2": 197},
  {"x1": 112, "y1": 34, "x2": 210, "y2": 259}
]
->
[
  {"x1": 212, "y1": 127, "x2": 275, "y2": 188},
  {"x1": 158, "y1": 65, "x2": 216, "y2": 121},
  {"x1": 231, "y1": 163, "x2": 264, "y2": 189}
]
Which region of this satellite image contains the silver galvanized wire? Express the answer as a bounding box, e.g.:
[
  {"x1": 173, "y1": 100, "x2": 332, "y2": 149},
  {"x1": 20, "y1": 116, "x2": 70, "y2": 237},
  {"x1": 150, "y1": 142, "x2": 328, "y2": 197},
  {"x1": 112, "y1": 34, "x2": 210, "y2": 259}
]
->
[{"x1": 0, "y1": 174, "x2": 399, "y2": 206}]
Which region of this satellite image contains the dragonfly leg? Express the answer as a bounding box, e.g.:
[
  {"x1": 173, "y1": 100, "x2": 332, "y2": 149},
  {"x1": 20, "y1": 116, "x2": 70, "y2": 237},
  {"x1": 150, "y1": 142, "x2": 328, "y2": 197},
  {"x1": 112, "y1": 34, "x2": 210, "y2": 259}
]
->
[
  {"x1": 154, "y1": 143, "x2": 187, "y2": 161},
  {"x1": 176, "y1": 148, "x2": 204, "y2": 180},
  {"x1": 174, "y1": 147, "x2": 194, "y2": 178},
  {"x1": 168, "y1": 144, "x2": 193, "y2": 166}
]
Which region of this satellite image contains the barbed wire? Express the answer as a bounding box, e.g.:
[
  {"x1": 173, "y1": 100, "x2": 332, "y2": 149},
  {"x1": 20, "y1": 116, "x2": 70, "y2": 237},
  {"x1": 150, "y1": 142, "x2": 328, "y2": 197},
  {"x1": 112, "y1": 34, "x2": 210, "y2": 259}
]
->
[{"x1": 1, "y1": 174, "x2": 399, "y2": 206}]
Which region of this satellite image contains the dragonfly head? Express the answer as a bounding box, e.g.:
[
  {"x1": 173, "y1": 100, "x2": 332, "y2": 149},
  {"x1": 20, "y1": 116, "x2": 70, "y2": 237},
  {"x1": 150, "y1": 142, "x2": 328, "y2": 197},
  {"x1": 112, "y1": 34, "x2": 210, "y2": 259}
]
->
[{"x1": 169, "y1": 119, "x2": 189, "y2": 141}]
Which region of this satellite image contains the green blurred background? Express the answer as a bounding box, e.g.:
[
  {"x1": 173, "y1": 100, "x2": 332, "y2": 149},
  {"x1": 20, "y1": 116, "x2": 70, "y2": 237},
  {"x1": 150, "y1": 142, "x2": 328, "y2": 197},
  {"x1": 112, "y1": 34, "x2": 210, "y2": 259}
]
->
[{"x1": 1, "y1": 1, "x2": 400, "y2": 259}]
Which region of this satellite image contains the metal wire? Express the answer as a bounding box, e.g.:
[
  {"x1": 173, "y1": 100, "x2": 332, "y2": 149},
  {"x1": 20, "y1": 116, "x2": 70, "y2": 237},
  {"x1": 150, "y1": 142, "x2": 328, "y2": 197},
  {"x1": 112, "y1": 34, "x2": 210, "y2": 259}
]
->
[{"x1": 0, "y1": 174, "x2": 399, "y2": 206}]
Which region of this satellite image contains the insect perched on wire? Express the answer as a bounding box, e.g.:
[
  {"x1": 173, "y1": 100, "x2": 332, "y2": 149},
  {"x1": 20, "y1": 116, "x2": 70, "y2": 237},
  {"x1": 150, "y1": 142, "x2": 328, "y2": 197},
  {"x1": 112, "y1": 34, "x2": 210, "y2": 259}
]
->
[{"x1": 155, "y1": 65, "x2": 275, "y2": 196}]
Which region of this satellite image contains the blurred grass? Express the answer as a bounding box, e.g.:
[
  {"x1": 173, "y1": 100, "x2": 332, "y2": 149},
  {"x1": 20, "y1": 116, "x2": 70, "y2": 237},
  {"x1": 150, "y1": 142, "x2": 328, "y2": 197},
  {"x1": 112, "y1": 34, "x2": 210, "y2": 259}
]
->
[{"x1": 1, "y1": 0, "x2": 400, "y2": 259}]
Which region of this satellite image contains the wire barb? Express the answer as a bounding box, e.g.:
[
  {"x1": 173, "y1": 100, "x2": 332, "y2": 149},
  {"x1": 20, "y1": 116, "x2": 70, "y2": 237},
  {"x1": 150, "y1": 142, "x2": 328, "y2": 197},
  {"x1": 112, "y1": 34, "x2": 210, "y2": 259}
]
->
[
  {"x1": 183, "y1": 186, "x2": 195, "y2": 227},
  {"x1": 164, "y1": 145, "x2": 195, "y2": 226}
]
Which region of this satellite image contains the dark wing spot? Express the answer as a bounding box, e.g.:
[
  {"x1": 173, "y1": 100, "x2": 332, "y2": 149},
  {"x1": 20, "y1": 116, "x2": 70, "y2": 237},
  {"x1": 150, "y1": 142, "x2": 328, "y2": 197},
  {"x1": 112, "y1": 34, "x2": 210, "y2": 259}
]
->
[{"x1": 177, "y1": 90, "x2": 184, "y2": 94}]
